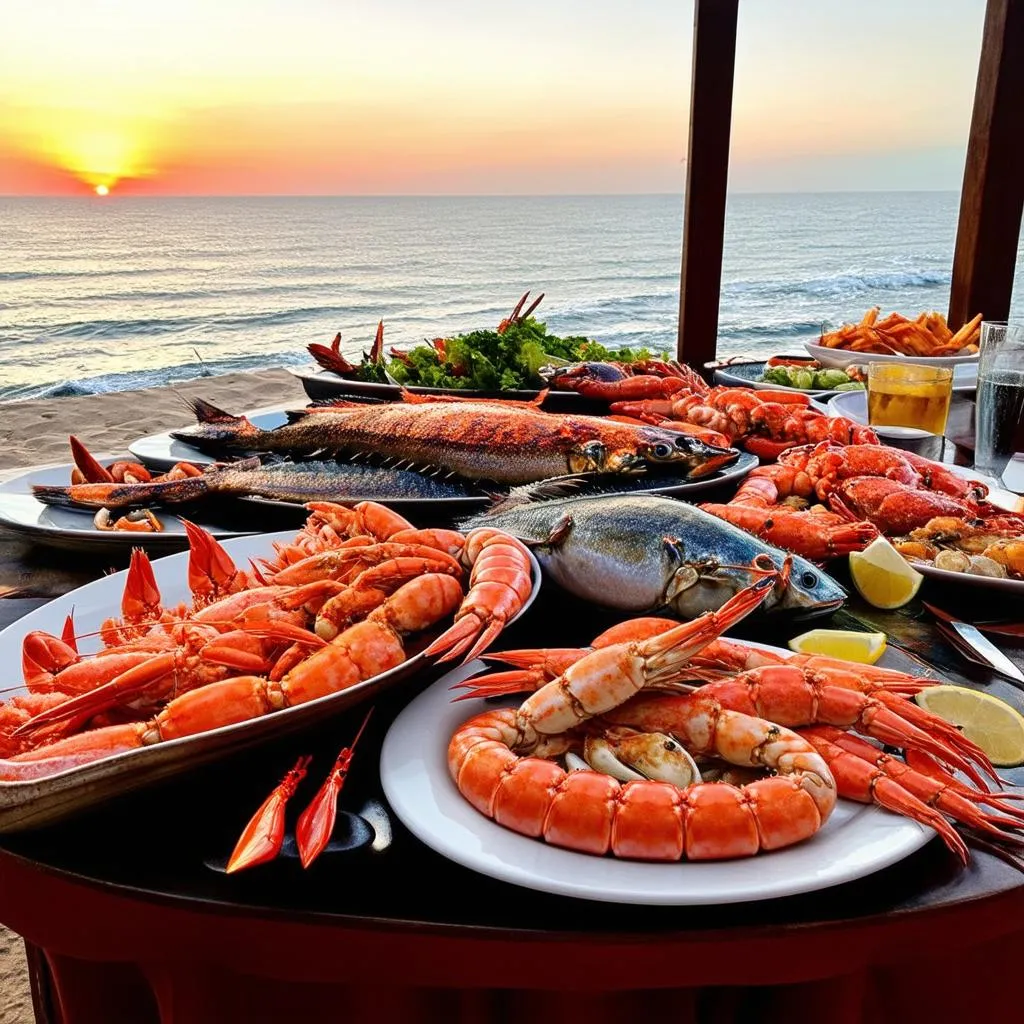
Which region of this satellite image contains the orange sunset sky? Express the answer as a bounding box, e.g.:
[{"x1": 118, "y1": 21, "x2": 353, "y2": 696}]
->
[{"x1": 0, "y1": 0, "x2": 987, "y2": 196}]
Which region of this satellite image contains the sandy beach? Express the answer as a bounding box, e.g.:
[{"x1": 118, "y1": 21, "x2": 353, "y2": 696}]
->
[
  {"x1": 0, "y1": 367, "x2": 307, "y2": 599},
  {"x1": 0, "y1": 367, "x2": 307, "y2": 1021}
]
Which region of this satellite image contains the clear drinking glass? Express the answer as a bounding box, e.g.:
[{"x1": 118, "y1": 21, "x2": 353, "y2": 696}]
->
[
  {"x1": 867, "y1": 362, "x2": 954, "y2": 435},
  {"x1": 975, "y1": 321, "x2": 1024, "y2": 479}
]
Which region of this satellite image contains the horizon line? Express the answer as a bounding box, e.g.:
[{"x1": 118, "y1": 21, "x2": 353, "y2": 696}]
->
[{"x1": 0, "y1": 188, "x2": 964, "y2": 199}]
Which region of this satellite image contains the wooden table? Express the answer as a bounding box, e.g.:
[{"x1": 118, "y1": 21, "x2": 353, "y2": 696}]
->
[{"x1": 2, "y1": 402, "x2": 1024, "y2": 1024}]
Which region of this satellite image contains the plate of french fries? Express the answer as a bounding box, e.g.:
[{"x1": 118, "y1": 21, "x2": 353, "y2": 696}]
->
[{"x1": 805, "y1": 308, "x2": 982, "y2": 368}]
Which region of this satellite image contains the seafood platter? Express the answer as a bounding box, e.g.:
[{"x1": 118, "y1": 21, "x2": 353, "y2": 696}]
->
[
  {"x1": 0, "y1": 456, "x2": 257, "y2": 552},
  {"x1": 22, "y1": 372, "x2": 782, "y2": 539},
  {"x1": 0, "y1": 501, "x2": 541, "y2": 829},
  {"x1": 3, "y1": 328, "x2": 1024, "y2": 899}
]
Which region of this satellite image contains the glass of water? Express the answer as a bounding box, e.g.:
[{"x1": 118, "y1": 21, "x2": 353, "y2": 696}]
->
[{"x1": 975, "y1": 321, "x2": 1024, "y2": 479}]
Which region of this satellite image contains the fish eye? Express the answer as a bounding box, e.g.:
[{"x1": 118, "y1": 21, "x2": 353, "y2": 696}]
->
[
  {"x1": 801, "y1": 571, "x2": 818, "y2": 588},
  {"x1": 653, "y1": 443, "x2": 672, "y2": 458}
]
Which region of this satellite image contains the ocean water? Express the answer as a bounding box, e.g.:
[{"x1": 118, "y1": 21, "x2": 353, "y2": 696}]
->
[{"x1": 1, "y1": 193, "x2": 1022, "y2": 401}]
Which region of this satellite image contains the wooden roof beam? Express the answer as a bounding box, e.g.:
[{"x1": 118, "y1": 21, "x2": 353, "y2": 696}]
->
[
  {"x1": 949, "y1": 0, "x2": 1024, "y2": 329},
  {"x1": 677, "y1": 0, "x2": 739, "y2": 369}
]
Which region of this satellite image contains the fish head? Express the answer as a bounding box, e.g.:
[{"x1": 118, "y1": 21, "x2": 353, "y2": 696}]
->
[
  {"x1": 660, "y1": 547, "x2": 846, "y2": 620},
  {"x1": 638, "y1": 428, "x2": 740, "y2": 479},
  {"x1": 774, "y1": 554, "x2": 847, "y2": 618}
]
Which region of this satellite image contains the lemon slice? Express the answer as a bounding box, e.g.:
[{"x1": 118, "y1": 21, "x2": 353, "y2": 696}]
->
[
  {"x1": 915, "y1": 685, "x2": 1024, "y2": 767},
  {"x1": 848, "y1": 536, "x2": 924, "y2": 609},
  {"x1": 788, "y1": 628, "x2": 887, "y2": 664}
]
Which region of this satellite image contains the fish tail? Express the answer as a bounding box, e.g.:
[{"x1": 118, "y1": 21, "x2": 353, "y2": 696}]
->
[
  {"x1": 33, "y1": 475, "x2": 217, "y2": 510},
  {"x1": 30, "y1": 458, "x2": 259, "y2": 510}
]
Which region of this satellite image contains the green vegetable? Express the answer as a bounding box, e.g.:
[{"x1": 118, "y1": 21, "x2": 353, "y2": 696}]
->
[
  {"x1": 834, "y1": 381, "x2": 866, "y2": 391},
  {"x1": 762, "y1": 367, "x2": 792, "y2": 386},
  {"x1": 814, "y1": 369, "x2": 852, "y2": 389},
  {"x1": 356, "y1": 316, "x2": 668, "y2": 391},
  {"x1": 792, "y1": 369, "x2": 815, "y2": 390}
]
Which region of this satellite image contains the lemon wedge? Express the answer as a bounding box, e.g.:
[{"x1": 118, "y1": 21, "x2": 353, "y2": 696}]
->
[
  {"x1": 848, "y1": 536, "x2": 923, "y2": 609},
  {"x1": 915, "y1": 685, "x2": 1024, "y2": 766},
  {"x1": 788, "y1": 628, "x2": 887, "y2": 664}
]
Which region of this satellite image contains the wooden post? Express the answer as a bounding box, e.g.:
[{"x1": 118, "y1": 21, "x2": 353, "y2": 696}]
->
[
  {"x1": 949, "y1": 0, "x2": 1024, "y2": 329},
  {"x1": 677, "y1": 0, "x2": 740, "y2": 369}
]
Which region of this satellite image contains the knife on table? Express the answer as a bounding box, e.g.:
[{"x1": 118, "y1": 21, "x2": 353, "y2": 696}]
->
[{"x1": 949, "y1": 621, "x2": 1024, "y2": 686}]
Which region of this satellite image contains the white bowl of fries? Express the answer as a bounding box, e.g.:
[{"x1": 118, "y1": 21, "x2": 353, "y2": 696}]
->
[{"x1": 805, "y1": 309, "x2": 982, "y2": 368}]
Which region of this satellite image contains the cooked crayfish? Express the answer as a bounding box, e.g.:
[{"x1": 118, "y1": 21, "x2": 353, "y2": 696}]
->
[
  {"x1": 611, "y1": 387, "x2": 879, "y2": 460},
  {"x1": 448, "y1": 577, "x2": 842, "y2": 860},
  {"x1": 0, "y1": 501, "x2": 533, "y2": 775},
  {"x1": 541, "y1": 359, "x2": 708, "y2": 402},
  {"x1": 450, "y1": 616, "x2": 1023, "y2": 864},
  {"x1": 698, "y1": 441, "x2": 1024, "y2": 560}
]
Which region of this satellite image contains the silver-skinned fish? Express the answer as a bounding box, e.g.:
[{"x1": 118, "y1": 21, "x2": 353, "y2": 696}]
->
[{"x1": 463, "y1": 492, "x2": 846, "y2": 619}]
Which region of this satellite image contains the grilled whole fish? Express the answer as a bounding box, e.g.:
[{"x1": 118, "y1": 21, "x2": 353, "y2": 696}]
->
[
  {"x1": 33, "y1": 457, "x2": 476, "y2": 509},
  {"x1": 463, "y1": 492, "x2": 846, "y2": 619},
  {"x1": 169, "y1": 397, "x2": 739, "y2": 485}
]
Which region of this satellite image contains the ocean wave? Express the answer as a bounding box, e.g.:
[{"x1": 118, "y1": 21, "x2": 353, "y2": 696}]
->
[
  {"x1": 718, "y1": 319, "x2": 824, "y2": 338},
  {"x1": 0, "y1": 352, "x2": 308, "y2": 403},
  {"x1": 0, "y1": 266, "x2": 175, "y2": 282},
  {"x1": 722, "y1": 269, "x2": 951, "y2": 299}
]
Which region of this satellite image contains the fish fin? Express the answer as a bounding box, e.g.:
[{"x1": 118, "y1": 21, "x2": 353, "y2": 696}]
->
[
  {"x1": 483, "y1": 473, "x2": 596, "y2": 516},
  {"x1": 216, "y1": 456, "x2": 260, "y2": 473},
  {"x1": 540, "y1": 514, "x2": 574, "y2": 549},
  {"x1": 186, "y1": 398, "x2": 244, "y2": 424},
  {"x1": 398, "y1": 388, "x2": 427, "y2": 404}
]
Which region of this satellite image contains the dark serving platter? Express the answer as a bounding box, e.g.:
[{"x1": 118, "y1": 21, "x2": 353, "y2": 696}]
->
[
  {"x1": 237, "y1": 451, "x2": 760, "y2": 522},
  {"x1": 289, "y1": 367, "x2": 607, "y2": 414}
]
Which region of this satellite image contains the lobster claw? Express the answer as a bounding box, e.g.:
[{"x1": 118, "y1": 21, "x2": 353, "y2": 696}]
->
[
  {"x1": 226, "y1": 755, "x2": 312, "y2": 874},
  {"x1": 295, "y1": 709, "x2": 374, "y2": 869}
]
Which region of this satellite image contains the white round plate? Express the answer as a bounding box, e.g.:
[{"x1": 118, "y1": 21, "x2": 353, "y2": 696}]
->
[
  {"x1": 805, "y1": 342, "x2": 979, "y2": 370},
  {"x1": 129, "y1": 405, "x2": 292, "y2": 471},
  {"x1": 380, "y1": 659, "x2": 933, "y2": 905},
  {"x1": 908, "y1": 559, "x2": 1024, "y2": 594},
  {"x1": 0, "y1": 461, "x2": 255, "y2": 552},
  {"x1": 0, "y1": 533, "x2": 541, "y2": 831}
]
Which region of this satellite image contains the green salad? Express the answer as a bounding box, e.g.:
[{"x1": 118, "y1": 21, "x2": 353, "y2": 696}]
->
[
  {"x1": 760, "y1": 365, "x2": 865, "y2": 392},
  {"x1": 352, "y1": 317, "x2": 664, "y2": 391}
]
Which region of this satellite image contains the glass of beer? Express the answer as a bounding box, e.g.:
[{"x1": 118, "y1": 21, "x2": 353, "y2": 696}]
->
[
  {"x1": 867, "y1": 362, "x2": 954, "y2": 435},
  {"x1": 975, "y1": 321, "x2": 1024, "y2": 479}
]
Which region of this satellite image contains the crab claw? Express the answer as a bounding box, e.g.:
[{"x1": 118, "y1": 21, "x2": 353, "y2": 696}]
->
[
  {"x1": 295, "y1": 709, "x2": 373, "y2": 869},
  {"x1": 226, "y1": 756, "x2": 312, "y2": 874},
  {"x1": 22, "y1": 632, "x2": 80, "y2": 690},
  {"x1": 60, "y1": 613, "x2": 78, "y2": 655},
  {"x1": 122, "y1": 548, "x2": 163, "y2": 623},
  {"x1": 183, "y1": 520, "x2": 249, "y2": 601},
  {"x1": 69, "y1": 436, "x2": 114, "y2": 483}
]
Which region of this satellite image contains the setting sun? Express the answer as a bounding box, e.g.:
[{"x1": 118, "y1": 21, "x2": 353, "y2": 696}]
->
[{"x1": 94, "y1": 184, "x2": 109, "y2": 196}]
